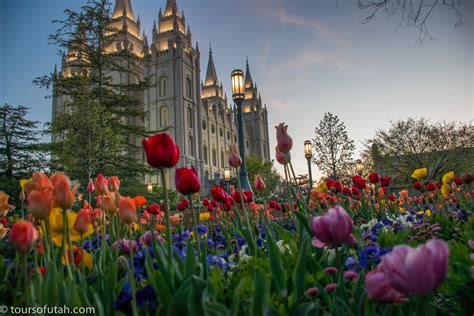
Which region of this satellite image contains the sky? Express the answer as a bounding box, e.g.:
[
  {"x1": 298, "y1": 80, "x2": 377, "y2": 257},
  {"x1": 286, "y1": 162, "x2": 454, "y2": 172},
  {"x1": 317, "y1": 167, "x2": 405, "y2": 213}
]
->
[{"x1": 1, "y1": 0, "x2": 473, "y2": 180}]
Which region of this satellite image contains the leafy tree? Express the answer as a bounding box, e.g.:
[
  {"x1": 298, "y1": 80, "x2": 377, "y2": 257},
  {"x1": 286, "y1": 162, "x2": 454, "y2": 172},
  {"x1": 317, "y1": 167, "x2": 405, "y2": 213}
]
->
[
  {"x1": 34, "y1": 0, "x2": 152, "y2": 194},
  {"x1": 312, "y1": 112, "x2": 355, "y2": 181},
  {"x1": 364, "y1": 118, "x2": 473, "y2": 183},
  {"x1": 246, "y1": 155, "x2": 281, "y2": 196},
  {"x1": 0, "y1": 104, "x2": 48, "y2": 203}
]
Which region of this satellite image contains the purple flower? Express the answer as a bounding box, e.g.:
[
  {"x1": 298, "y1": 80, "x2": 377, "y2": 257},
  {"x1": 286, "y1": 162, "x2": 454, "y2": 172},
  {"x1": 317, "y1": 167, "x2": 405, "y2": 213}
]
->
[{"x1": 310, "y1": 206, "x2": 356, "y2": 248}]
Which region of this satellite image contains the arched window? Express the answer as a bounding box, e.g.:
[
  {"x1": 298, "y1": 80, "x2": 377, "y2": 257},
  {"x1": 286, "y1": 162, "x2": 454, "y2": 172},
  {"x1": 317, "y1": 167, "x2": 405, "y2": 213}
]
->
[
  {"x1": 220, "y1": 150, "x2": 225, "y2": 168},
  {"x1": 160, "y1": 106, "x2": 169, "y2": 127},
  {"x1": 188, "y1": 135, "x2": 194, "y2": 157},
  {"x1": 186, "y1": 77, "x2": 192, "y2": 99},
  {"x1": 212, "y1": 148, "x2": 217, "y2": 167},
  {"x1": 159, "y1": 77, "x2": 167, "y2": 97},
  {"x1": 187, "y1": 107, "x2": 193, "y2": 129},
  {"x1": 203, "y1": 145, "x2": 208, "y2": 164}
]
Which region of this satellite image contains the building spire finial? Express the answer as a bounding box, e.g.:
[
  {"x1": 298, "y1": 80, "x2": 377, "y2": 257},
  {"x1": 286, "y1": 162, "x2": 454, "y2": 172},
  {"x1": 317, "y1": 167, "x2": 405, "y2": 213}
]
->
[{"x1": 209, "y1": 42, "x2": 212, "y2": 56}]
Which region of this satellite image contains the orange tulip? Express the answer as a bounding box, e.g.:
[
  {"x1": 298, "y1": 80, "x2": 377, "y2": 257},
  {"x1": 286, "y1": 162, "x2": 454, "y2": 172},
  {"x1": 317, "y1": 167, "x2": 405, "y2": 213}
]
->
[
  {"x1": 133, "y1": 196, "x2": 147, "y2": 208},
  {"x1": 0, "y1": 192, "x2": 14, "y2": 218},
  {"x1": 119, "y1": 197, "x2": 137, "y2": 225},
  {"x1": 108, "y1": 176, "x2": 120, "y2": 192},
  {"x1": 51, "y1": 172, "x2": 77, "y2": 210},
  {"x1": 103, "y1": 191, "x2": 118, "y2": 215},
  {"x1": 10, "y1": 220, "x2": 38, "y2": 253}
]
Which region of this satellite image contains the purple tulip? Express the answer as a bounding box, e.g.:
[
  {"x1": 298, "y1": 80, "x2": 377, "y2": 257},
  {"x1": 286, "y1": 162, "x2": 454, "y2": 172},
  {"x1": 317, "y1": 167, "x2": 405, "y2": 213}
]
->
[
  {"x1": 343, "y1": 270, "x2": 359, "y2": 281},
  {"x1": 310, "y1": 206, "x2": 357, "y2": 248},
  {"x1": 305, "y1": 287, "x2": 320, "y2": 296},
  {"x1": 382, "y1": 239, "x2": 449, "y2": 295},
  {"x1": 324, "y1": 283, "x2": 337, "y2": 293},
  {"x1": 365, "y1": 265, "x2": 407, "y2": 303}
]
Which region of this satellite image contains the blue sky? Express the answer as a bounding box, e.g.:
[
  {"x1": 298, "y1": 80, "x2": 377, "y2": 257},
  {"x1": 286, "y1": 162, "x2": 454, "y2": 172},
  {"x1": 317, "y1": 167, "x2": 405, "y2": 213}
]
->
[{"x1": 1, "y1": 0, "x2": 472, "y2": 178}]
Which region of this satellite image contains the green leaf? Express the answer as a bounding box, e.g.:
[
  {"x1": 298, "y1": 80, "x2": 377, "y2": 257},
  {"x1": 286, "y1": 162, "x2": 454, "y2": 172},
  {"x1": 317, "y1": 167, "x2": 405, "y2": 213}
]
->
[
  {"x1": 185, "y1": 241, "x2": 197, "y2": 277},
  {"x1": 292, "y1": 237, "x2": 309, "y2": 305},
  {"x1": 252, "y1": 268, "x2": 267, "y2": 316},
  {"x1": 267, "y1": 233, "x2": 287, "y2": 298}
]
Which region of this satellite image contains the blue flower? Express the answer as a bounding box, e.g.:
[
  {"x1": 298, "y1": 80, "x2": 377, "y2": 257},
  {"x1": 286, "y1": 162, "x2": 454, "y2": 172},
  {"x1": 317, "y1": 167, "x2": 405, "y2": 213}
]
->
[{"x1": 198, "y1": 225, "x2": 208, "y2": 235}]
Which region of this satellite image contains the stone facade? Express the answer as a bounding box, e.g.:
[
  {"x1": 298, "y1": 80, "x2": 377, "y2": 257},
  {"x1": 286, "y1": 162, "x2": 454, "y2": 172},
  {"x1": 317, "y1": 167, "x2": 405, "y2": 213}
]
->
[{"x1": 52, "y1": 0, "x2": 271, "y2": 190}]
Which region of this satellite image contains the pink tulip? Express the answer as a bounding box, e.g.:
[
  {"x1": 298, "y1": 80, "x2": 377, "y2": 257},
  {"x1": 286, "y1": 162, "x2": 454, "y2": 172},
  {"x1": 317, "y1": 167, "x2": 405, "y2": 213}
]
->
[
  {"x1": 324, "y1": 267, "x2": 338, "y2": 274},
  {"x1": 139, "y1": 230, "x2": 164, "y2": 246},
  {"x1": 108, "y1": 176, "x2": 120, "y2": 192},
  {"x1": 275, "y1": 123, "x2": 293, "y2": 153},
  {"x1": 310, "y1": 206, "x2": 356, "y2": 248},
  {"x1": 365, "y1": 265, "x2": 407, "y2": 303},
  {"x1": 95, "y1": 173, "x2": 109, "y2": 195},
  {"x1": 87, "y1": 179, "x2": 95, "y2": 193},
  {"x1": 382, "y1": 239, "x2": 449, "y2": 295},
  {"x1": 343, "y1": 270, "x2": 359, "y2": 280},
  {"x1": 324, "y1": 283, "x2": 337, "y2": 293},
  {"x1": 27, "y1": 189, "x2": 54, "y2": 220},
  {"x1": 254, "y1": 175, "x2": 267, "y2": 192},
  {"x1": 305, "y1": 287, "x2": 320, "y2": 296},
  {"x1": 119, "y1": 197, "x2": 137, "y2": 225},
  {"x1": 50, "y1": 172, "x2": 77, "y2": 210},
  {"x1": 227, "y1": 144, "x2": 242, "y2": 168},
  {"x1": 74, "y1": 205, "x2": 92, "y2": 235},
  {"x1": 10, "y1": 220, "x2": 38, "y2": 254},
  {"x1": 275, "y1": 146, "x2": 290, "y2": 165}
]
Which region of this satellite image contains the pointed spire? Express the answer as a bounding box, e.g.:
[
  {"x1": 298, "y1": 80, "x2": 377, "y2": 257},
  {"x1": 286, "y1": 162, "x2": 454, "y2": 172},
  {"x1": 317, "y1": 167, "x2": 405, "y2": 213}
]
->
[
  {"x1": 136, "y1": 15, "x2": 141, "y2": 28},
  {"x1": 196, "y1": 42, "x2": 199, "y2": 53},
  {"x1": 165, "y1": 0, "x2": 179, "y2": 17},
  {"x1": 204, "y1": 43, "x2": 218, "y2": 86},
  {"x1": 244, "y1": 57, "x2": 253, "y2": 88},
  {"x1": 159, "y1": 7, "x2": 163, "y2": 19},
  {"x1": 113, "y1": 0, "x2": 134, "y2": 20}
]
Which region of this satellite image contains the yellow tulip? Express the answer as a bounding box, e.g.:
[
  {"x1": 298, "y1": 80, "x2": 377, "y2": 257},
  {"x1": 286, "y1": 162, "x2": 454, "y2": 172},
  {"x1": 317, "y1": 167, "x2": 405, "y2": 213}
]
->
[
  {"x1": 19, "y1": 178, "x2": 32, "y2": 190},
  {"x1": 315, "y1": 182, "x2": 328, "y2": 193},
  {"x1": 399, "y1": 207, "x2": 406, "y2": 213},
  {"x1": 441, "y1": 183, "x2": 451, "y2": 196},
  {"x1": 442, "y1": 171, "x2": 455, "y2": 184},
  {"x1": 200, "y1": 212, "x2": 210, "y2": 221},
  {"x1": 411, "y1": 167, "x2": 428, "y2": 180},
  {"x1": 49, "y1": 207, "x2": 93, "y2": 246},
  {"x1": 425, "y1": 209, "x2": 431, "y2": 216}
]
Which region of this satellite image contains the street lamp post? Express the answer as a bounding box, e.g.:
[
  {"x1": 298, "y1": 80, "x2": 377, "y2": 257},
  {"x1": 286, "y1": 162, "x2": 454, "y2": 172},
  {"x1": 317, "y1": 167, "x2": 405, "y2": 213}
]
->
[
  {"x1": 223, "y1": 168, "x2": 231, "y2": 194},
  {"x1": 147, "y1": 182, "x2": 153, "y2": 193},
  {"x1": 355, "y1": 159, "x2": 363, "y2": 176},
  {"x1": 231, "y1": 69, "x2": 252, "y2": 191},
  {"x1": 304, "y1": 140, "x2": 313, "y2": 189}
]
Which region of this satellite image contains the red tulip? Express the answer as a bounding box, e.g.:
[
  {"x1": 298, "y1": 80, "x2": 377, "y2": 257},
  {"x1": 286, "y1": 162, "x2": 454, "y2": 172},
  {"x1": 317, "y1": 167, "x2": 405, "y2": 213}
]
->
[
  {"x1": 368, "y1": 173, "x2": 379, "y2": 184},
  {"x1": 388, "y1": 194, "x2": 397, "y2": 202},
  {"x1": 342, "y1": 186, "x2": 351, "y2": 195},
  {"x1": 334, "y1": 181, "x2": 342, "y2": 193},
  {"x1": 202, "y1": 198, "x2": 210, "y2": 206},
  {"x1": 95, "y1": 173, "x2": 109, "y2": 195},
  {"x1": 227, "y1": 144, "x2": 242, "y2": 168},
  {"x1": 413, "y1": 182, "x2": 422, "y2": 190},
  {"x1": 146, "y1": 204, "x2": 160, "y2": 215},
  {"x1": 365, "y1": 265, "x2": 407, "y2": 303},
  {"x1": 453, "y1": 177, "x2": 463, "y2": 186},
  {"x1": 275, "y1": 123, "x2": 293, "y2": 153},
  {"x1": 380, "y1": 176, "x2": 390, "y2": 187},
  {"x1": 10, "y1": 220, "x2": 38, "y2": 253},
  {"x1": 269, "y1": 200, "x2": 281, "y2": 210},
  {"x1": 119, "y1": 197, "x2": 137, "y2": 225},
  {"x1": 426, "y1": 181, "x2": 437, "y2": 191},
  {"x1": 210, "y1": 187, "x2": 227, "y2": 202},
  {"x1": 326, "y1": 179, "x2": 337, "y2": 190},
  {"x1": 175, "y1": 167, "x2": 201, "y2": 195},
  {"x1": 275, "y1": 146, "x2": 290, "y2": 165},
  {"x1": 352, "y1": 175, "x2": 366, "y2": 190},
  {"x1": 224, "y1": 199, "x2": 232, "y2": 211},
  {"x1": 351, "y1": 186, "x2": 359, "y2": 195},
  {"x1": 142, "y1": 133, "x2": 180, "y2": 169},
  {"x1": 177, "y1": 201, "x2": 186, "y2": 211},
  {"x1": 74, "y1": 205, "x2": 92, "y2": 235},
  {"x1": 310, "y1": 206, "x2": 356, "y2": 248},
  {"x1": 210, "y1": 200, "x2": 218, "y2": 208},
  {"x1": 254, "y1": 175, "x2": 266, "y2": 192}
]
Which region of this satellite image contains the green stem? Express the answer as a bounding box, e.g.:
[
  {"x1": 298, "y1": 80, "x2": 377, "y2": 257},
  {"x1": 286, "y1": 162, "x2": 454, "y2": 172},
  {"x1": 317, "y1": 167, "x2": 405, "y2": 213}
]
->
[
  {"x1": 128, "y1": 226, "x2": 138, "y2": 316},
  {"x1": 160, "y1": 168, "x2": 173, "y2": 266},
  {"x1": 190, "y1": 194, "x2": 201, "y2": 259}
]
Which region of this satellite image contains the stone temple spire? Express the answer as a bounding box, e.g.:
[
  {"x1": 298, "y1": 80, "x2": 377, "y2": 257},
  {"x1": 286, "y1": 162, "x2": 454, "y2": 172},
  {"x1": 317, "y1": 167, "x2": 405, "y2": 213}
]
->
[
  {"x1": 164, "y1": 0, "x2": 179, "y2": 17},
  {"x1": 204, "y1": 44, "x2": 218, "y2": 86},
  {"x1": 244, "y1": 57, "x2": 253, "y2": 89},
  {"x1": 112, "y1": 0, "x2": 134, "y2": 20}
]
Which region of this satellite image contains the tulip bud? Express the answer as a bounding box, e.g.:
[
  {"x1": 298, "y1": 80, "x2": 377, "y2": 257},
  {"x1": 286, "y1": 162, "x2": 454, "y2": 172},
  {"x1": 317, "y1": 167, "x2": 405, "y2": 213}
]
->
[
  {"x1": 95, "y1": 173, "x2": 109, "y2": 195},
  {"x1": 380, "y1": 176, "x2": 390, "y2": 187},
  {"x1": 119, "y1": 197, "x2": 137, "y2": 225},
  {"x1": 368, "y1": 173, "x2": 379, "y2": 184},
  {"x1": 10, "y1": 220, "x2": 38, "y2": 253},
  {"x1": 51, "y1": 172, "x2": 77, "y2": 210},
  {"x1": 86, "y1": 179, "x2": 95, "y2": 193},
  {"x1": 74, "y1": 207, "x2": 92, "y2": 235},
  {"x1": 108, "y1": 176, "x2": 120, "y2": 192},
  {"x1": 227, "y1": 144, "x2": 242, "y2": 168},
  {"x1": 27, "y1": 190, "x2": 54, "y2": 220},
  {"x1": 103, "y1": 191, "x2": 118, "y2": 216},
  {"x1": 175, "y1": 167, "x2": 201, "y2": 195},
  {"x1": 275, "y1": 123, "x2": 293, "y2": 153},
  {"x1": 254, "y1": 175, "x2": 266, "y2": 192},
  {"x1": 275, "y1": 146, "x2": 290, "y2": 165}
]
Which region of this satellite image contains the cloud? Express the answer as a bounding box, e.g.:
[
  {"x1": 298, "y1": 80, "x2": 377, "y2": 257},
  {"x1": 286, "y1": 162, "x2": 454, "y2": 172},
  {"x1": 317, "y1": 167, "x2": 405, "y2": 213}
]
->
[
  {"x1": 266, "y1": 6, "x2": 348, "y2": 48},
  {"x1": 270, "y1": 48, "x2": 364, "y2": 73}
]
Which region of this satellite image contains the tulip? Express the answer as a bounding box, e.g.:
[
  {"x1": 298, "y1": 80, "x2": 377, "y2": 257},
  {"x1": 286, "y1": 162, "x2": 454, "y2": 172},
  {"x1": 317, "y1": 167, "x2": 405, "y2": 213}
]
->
[
  {"x1": 95, "y1": 173, "x2": 109, "y2": 195},
  {"x1": 441, "y1": 183, "x2": 451, "y2": 196},
  {"x1": 380, "y1": 176, "x2": 390, "y2": 187},
  {"x1": 275, "y1": 123, "x2": 293, "y2": 153},
  {"x1": 202, "y1": 198, "x2": 210, "y2": 206},
  {"x1": 413, "y1": 182, "x2": 422, "y2": 190},
  {"x1": 24, "y1": 172, "x2": 53, "y2": 196},
  {"x1": 275, "y1": 146, "x2": 290, "y2": 165},
  {"x1": 462, "y1": 172, "x2": 472, "y2": 184},
  {"x1": 210, "y1": 187, "x2": 227, "y2": 202},
  {"x1": 119, "y1": 197, "x2": 137, "y2": 225},
  {"x1": 142, "y1": 133, "x2": 180, "y2": 169},
  {"x1": 411, "y1": 167, "x2": 428, "y2": 180},
  {"x1": 139, "y1": 230, "x2": 163, "y2": 246},
  {"x1": 10, "y1": 220, "x2": 38, "y2": 254},
  {"x1": 388, "y1": 193, "x2": 397, "y2": 202},
  {"x1": 453, "y1": 177, "x2": 463, "y2": 186},
  {"x1": 342, "y1": 186, "x2": 351, "y2": 195},
  {"x1": 0, "y1": 192, "x2": 14, "y2": 218},
  {"x1": 51, "y1": 172, "x2": 77, "y2": 210},
  {"x1": 254, "y1": 175, "x2": 266, "y2": 192},
  {"x1": 324, "y1": 267, "x2": 338, "y2": 274},
  {"x1": 227, "y1": 144, "x2": 242, "y2": 168},
  {"x1": 103, "y1": 191, "x2": 118, "y2": 215},
  {"x1": 310, "y1": 206, "x2": 356, "y2": 248},
  {"x1": 324, "y1": 283, "x2": 337, "y2": 293},
  {"x1": 176, "y1": 202, "x2": 186, "y2": 211},
  {"x1": 133, "y1": 195, "x2": 147, "y2": 208},
  {"x1": 352, "y1": 175, "x2": 366, "y2": 190},
  {"x1": 74, "y1": 206, "x2": 92, "y2": 235},
  {"x1": 368, "y1": 172, "x2": 379, "y2": 184},
  {"x1": 365, "y1": 265, "x2": 407, "y2": 303},
  {"x1": 326, "y1": 179, "x2": 337, "y2": 190},
  {"x1": 108, "y1": 176, "x2": 120, "y2": 192},
  {"x1": 442, "y1": 171, "x2": 455, "y2": 184},
  {"x1": 382, "y1": 239, "x2": 449, "y2": 295},
  {"x1": 305, "y1": 287, "x2": 320, "y2": 296},
  {"x1": 27, "y1": 189, "x2": 54, "y2": 220},
  {"x1": 175, "y1": 167, "x2": 201, "y2": 195},
  {"x1": 86, "y1": 179, "x2": 95, "y2": 193},
  {"x1": 351, "y1": 186, "x2": 359, "y2": 195},
  {"x1": 343, "y1": 270, "x2": 359, "y2": 280},
  {"x1": 426, "y1": 181, "x2": 437, "y2": 192}
]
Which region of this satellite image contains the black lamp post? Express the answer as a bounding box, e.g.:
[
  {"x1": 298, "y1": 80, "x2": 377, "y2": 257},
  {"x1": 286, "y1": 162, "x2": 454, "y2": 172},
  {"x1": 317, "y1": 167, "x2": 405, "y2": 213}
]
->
[
  {"x1": 231, "y1": 69, "x2": 252, "y2": 191},
  {"x1": 304, "y1": 140, "x2": 313, "y2": 189}
]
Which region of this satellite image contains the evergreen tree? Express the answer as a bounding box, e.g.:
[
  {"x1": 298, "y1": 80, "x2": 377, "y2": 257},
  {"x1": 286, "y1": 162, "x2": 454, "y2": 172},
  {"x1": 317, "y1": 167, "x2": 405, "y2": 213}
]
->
[
  {"x1": 0, "y1": 104, "x2": 48, "y2": 203},
  {"x1": 246, "y1": 154, "x2": 281, "y2": 197},
  {"x1": 34, "y1": 0, "x2": 152, "y2": 195},
  {"x1": 312, "y1": 113, "x2": 355, "y2": 181}
]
